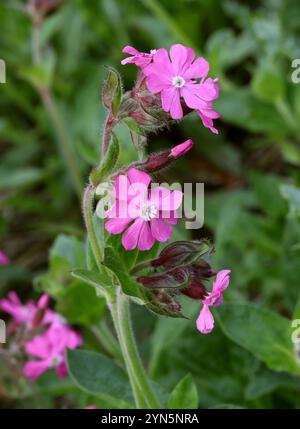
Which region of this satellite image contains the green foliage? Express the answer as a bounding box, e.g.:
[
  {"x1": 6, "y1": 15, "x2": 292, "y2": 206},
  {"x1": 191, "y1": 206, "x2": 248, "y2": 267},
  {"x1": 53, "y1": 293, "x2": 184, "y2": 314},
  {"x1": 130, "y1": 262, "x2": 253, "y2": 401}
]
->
[
  {"x1": 67, "y1": 349, "x2": 134, "y2": 408},
  {"x1": 167, "y1": 374, "x2": 198, "y2": 409},
  {"x1": 2, "y1": 0, "x2": 300, "y2": 410}
]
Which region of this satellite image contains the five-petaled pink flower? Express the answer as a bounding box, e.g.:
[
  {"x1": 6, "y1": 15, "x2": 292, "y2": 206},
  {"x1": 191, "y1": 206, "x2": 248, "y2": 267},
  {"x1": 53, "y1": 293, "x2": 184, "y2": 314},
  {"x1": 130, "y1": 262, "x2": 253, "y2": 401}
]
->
[
  {"x1": 142, "y1": 44, "x2": 220, "y2": 132},
  {"x1": 105, "y1": 168, "x2": 183, "y2": 251},
  {"x1": 23, "y1": 323, "x2": 82, "y2": 382},
  {"x1": 196, "y1": 269, "x2": 231, "y2": 334},
  {"x1": 121, "y1": 46, "x2": 157, "y2": 68}
]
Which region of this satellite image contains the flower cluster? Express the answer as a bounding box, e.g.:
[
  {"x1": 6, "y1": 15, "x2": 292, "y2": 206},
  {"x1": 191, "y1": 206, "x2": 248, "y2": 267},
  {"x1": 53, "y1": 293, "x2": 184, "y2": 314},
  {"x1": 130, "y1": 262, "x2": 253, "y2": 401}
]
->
[
  {"x1": 122, "y1": 44, "x2": 220, "y2": 133},
  {"x1": 96, "y1": 44, "x2": 230, "y2": 335},
  {"x1": 0, "y1": 292, "x2": 82, "y2": 381},
  {"x1": 136, "y1": 241, "x2": 230, "y2": 334}
]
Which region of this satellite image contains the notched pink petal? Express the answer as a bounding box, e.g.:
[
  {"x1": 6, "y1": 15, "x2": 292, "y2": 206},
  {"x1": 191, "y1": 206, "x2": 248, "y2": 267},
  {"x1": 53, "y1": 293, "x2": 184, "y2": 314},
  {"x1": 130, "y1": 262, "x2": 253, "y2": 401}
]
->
[{"x1": 196, "y1": 305, "x2": 214, "y2": 334}]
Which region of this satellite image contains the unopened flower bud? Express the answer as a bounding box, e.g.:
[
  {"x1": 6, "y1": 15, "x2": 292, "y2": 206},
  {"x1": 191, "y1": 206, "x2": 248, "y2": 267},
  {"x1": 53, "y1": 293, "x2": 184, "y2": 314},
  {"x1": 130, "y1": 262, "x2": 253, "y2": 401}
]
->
[
  {"x1": 139, "y1": 139, "x2": 193, "y2": 173},
  {"x1": 151, "y1": 239, "x2": 212, "y2": 269}
]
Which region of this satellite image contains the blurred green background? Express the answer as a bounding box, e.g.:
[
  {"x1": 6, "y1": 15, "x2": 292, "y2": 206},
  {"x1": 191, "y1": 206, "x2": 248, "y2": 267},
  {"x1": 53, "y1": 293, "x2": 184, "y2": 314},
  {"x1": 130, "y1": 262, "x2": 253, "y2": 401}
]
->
[{"x1": 1, "y1": 0, "x2": 300, "y2": 409}]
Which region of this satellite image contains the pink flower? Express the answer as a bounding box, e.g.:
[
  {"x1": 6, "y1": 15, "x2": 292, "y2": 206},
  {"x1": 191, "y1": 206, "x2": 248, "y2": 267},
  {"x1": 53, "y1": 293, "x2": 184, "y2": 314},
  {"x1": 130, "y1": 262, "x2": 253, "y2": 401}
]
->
[
  {"x1": 143, "y1": 44, "x2": 220, "y2": 131},
  {"x1": 105, "y1": 168, "x2": 183, "y2": 251},
  {"x1": 170, "y1": 139, "x2": 193, "y2": 158},
  {"x1": 196, "y1": 269, "x2": 231, "y2": 334},
  {"x1": 0, "y1": 292, "x2": 37, "y2": 325},
  {"x1": 121, "y1": 46, "x2": 157, "y2": 68},
  {"x1": 23, "y1": 323, "x2": 82, "y2": 382},
  {"x1": 0, "y1": 292, "x2": 62, "y2": 328},
  {"x1": 0, "y1": 251, "x2": 9, "y2": 265}
]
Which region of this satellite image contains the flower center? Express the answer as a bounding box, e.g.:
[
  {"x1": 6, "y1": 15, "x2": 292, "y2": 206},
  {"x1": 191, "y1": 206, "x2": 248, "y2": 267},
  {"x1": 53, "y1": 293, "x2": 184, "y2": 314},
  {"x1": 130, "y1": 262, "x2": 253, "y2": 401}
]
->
[
  {"x1": 51, "y1": 355, "x2": 63, "y2": 368},
  {"x1": 172, "y1": 75, "x2": 186, "y2": 88},
  {"x1": 141, "y1": 204, "x2": 158, "y2": 221}
]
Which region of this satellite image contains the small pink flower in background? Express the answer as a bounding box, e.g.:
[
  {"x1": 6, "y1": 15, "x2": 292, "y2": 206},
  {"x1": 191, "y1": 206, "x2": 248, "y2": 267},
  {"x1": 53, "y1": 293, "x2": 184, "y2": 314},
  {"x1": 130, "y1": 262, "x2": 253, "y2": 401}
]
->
[
  {"x1": 142, "y1": 44, "x2": 220, "y2": 132},
  {"x1": 0, "y1": 292, "x2": 37, "y2": 326},
  {"x1": 170, "y1": 139, "x2": 193, "y2": 159},
  {"x1": 23, "y1": 323, "x2": 82, "y2": 382},
  {"x1": 0, "y1": 250, "x2": 9, "y2": 266},
  {"x1": 121, "y1": 46, "x2": 157, "y2": 68},
  {"x1": 84, "y1": 405, "x2": 97, "y2": 409},
  {"x1": 105, "y1": 168, "x2": 183, "y2": 251},
  {"x1": 196, "y1": 269, "x2": 231, "y2": 334}
]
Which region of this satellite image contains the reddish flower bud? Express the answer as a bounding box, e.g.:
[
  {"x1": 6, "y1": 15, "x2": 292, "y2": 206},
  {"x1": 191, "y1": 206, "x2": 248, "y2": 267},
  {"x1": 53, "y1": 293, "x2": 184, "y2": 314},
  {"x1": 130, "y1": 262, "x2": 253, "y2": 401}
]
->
[{"x1": 151, "y1": 240, "x2": 212, "y2": 269}]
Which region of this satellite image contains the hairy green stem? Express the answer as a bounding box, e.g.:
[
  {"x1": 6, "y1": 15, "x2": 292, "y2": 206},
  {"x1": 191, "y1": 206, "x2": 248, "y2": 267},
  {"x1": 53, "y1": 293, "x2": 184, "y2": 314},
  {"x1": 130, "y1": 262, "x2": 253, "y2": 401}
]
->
[
  {"x1": 109, "y1": 290, "x2": 161, "y2": 409},
  {"x1": 83, "y1": 184, "x2": 103, "y2": 271},
  {"x1": 102, "y1": 112, "x2": 117, "y2": 157}
]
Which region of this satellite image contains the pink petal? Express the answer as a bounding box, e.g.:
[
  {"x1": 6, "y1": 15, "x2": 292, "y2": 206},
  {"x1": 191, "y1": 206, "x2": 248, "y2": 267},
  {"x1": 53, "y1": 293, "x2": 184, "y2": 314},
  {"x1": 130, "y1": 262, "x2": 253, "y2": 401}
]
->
[
  {"x1": 137, "y1": 222, "x2": 156, "y2": 251},
  {"x1": 8, "y1": 292, "x2": 20, "y2": 305},
  {"x1": 181, "y1": 86, "x2": 207, "y2": 110},
  {"x1": 197, "y1": 111, "x2": 219, "y2": 134},
  {"x1": 150, "y1": 218, "x2": 173, "y2": 242},
  {"x1": 195, "y1": 82, "x2": 218, "y2": 101},
  {"x1": 183, "y1": 47, "x2": 196, "y2": 71},
  {"x1": 105, "y1": 217, "x2": 132, "y2": 234},
  {"x1": 196, "y1": 305, "x2": 214, "y2": 334},
  {"x1": 170, "y1": 44, "x2": 188, "y2": 75},
  {"x1": 160, "y1": 211, "x2": 178, "y2": 224},
  {"x1": 170, "y1": 89, "x2": 183, "y2": 119},
  {"x1": 121, "y1": 218, "x2": 144, "y2": 250},
  {"x1": 25, "y1": 335, "x2": 51, "y2": 359},
  {"x1": 150, "y1": 188, "x2": 183, "y2": 211},
  {"x1": 153, "y1": 48, "x2": 169, "y2": 64},
  {"x1": 184, "y1": 57, "x2": 209, "y2": 80},
  {"x1": 146, "y1": 74, "x2": 170, "y2": 93},
  {"x1": 122, "y1": 45, "x2": 138, "y2": 55},
  {"x1": 127, "y1": 168, "x2": 151, "y2": 188},
  {"x1": 212, "y1": 269, "x2": 231, "y2": 294},
  {"x1": 115, "y1": 174, "x2": 130, "y2": 201},
  {"x1": 23, "y1": 360, "x2": 48, "y2": 382},
  {"x1": 161, "y1": 87, "x2": 174, "y2": 113},
  {"x1": 170, "y1": 139, "x2": 193, "y2": 158},
  {"x1": 121, "y1": 57, "x2": 136, "y2": 65}
]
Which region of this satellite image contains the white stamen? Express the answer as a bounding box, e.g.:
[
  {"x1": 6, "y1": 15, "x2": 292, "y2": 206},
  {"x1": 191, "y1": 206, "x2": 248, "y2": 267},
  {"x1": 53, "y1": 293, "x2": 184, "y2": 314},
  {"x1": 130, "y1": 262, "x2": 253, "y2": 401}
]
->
[
  {"x1": 150, "y1": 49, "x2": 157, "y2": 55},
  {"x1": 141, "y1": 204, "x2": 158, "y2": 221},
  {"x1": 172, "y1": 75, "x2": 186, "y2": 88},
  {"x1": 51, "y1": 355, "x2": 63, "y2": 368}
]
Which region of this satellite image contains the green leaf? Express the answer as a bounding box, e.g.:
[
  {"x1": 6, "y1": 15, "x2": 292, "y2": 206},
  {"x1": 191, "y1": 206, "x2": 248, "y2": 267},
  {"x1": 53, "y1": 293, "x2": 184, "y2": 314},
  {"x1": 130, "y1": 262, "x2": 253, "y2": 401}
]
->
[
  {"x1": 102, "y1": 66, "x2": 122, "y2": 115},
  {"x1": 71, "y1": 269, "x2": 113, "y2": 298},
  {"x1": 103, "y1": 245, "x2": 146, "y2": 304},
  {"x1": 252, "y1": 64, "x2": 285, "y2": 103},
  {"x1": 90, "y1": 133, "x2": 119, "y2": 184},
  {"x1": 280, "y1": 184, "x2": 300, "y2": 217},
  {"x1": 168, "y1": 374, "x2": 198, "y2": 409},
  {"x1": 217, "y1": 304, "x2": 300, "y2": 375},
  {"x1": 67, "y1": 349, "x2": 133, "y2": 408},
  {"x1": 56, "y1": 280, "x2": 106, "y2": 326},
  {"x1": 122, "y1": 117, "x2": 146, "y2": 136}
]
